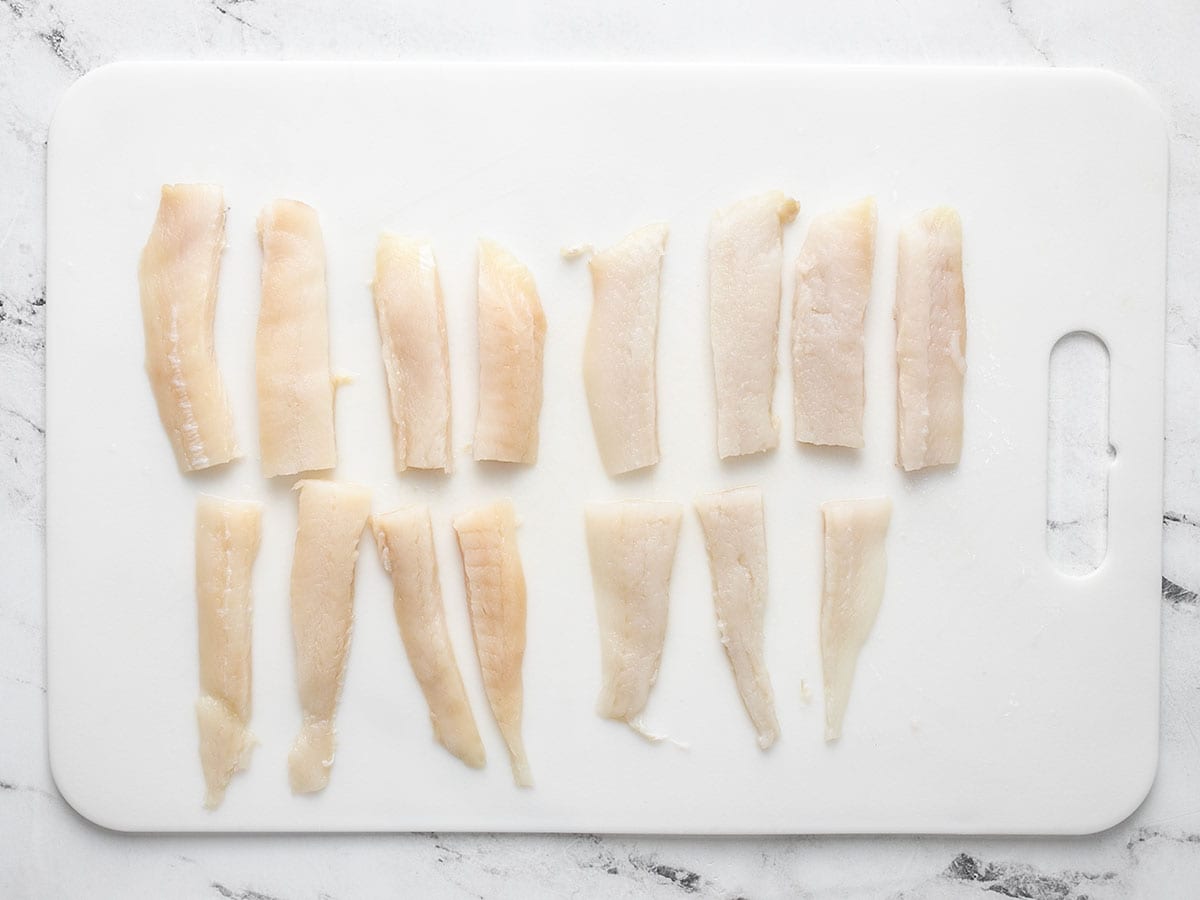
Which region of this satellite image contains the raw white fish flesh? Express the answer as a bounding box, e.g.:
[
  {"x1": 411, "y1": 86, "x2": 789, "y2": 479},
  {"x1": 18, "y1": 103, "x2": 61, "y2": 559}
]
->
[
  {"x1": 793, "y1": 198, "x2": 878, "y2": 448},
  {"x1": 585, "y1": 501, "x2": 682, "y2": 728},
  {"x1": 473, "y1": 241, "x2": 546, "y2": 464},
  {"x1": 372, "y1": 235, "x2": 453, "y2": 472},
  {"x1": 694, "y1": 486, "x2": 779, "y2": 750},
  {"x1": 583, "y1": 223, "x2": 669, "y2": 475},
  {"x1": 256, "y1": 199, "x2": 338, "y2": 477},
  {"x1": 138, "y1": 184, "x2": 239, "y2": 472},
  {"x1": 895, "y1": 207, "x2": 966, "y2": 471},
  {"x1": 453, "y1": 500, "x2": 533, "y2": 786},
  {"x1": 195, "y1": 494, "x2": 262, "y2": 808},
  {"x1": 820, "y1": 497, "x2": 892, "y2": 742},
  {"x1": 709, "y1": 191, "x2": 799, "y2": 458},
  {"x1": 372, "y1": 506, "x2": 486, "y2": 768},
  {"x1": 287, "y1": 479, "x2": 371, "y2": 793}
]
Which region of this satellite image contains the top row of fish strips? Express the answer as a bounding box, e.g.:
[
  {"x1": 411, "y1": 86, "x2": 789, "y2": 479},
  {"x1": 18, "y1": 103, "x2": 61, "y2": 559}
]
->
[{"x1": 138, "y1": 184, "x2": 964, "y2": 479}]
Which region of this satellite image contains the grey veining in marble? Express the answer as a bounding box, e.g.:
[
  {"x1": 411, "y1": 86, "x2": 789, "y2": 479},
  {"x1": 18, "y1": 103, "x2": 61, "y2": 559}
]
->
[{"x1": 3, "y1": 0, "x2": 1200, "y2": 897}]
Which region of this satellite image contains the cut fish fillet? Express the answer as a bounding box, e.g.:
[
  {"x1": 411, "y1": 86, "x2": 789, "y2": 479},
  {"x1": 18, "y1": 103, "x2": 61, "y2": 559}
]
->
[
  {"x1": 585, "y1": 501, "x2": 682, "y2": 727},
  {"x1": 583, "y1": 223, "x2": 669, "y2": 475},
  {"x1": 372, "y1": 235, "x2": 453, "y2": 472},
  {"x1": 793, "y1": 198, "x2": 878, "y2": 448},
  {"x1": 709, "y1": 191, "x2": 799, "y2": 458},
  {"x1": 453, "y1": 500, "x2": 532, "y2": 786},
  {"x1": 694, "y1": 486, "x2": 779, "y2": 750},
  {"x1": 138, "y1": 184, "x2": 239, "y2": 472},
  {"x1": 372, "y1": 506, "x2": 486, "y2": 769},
  {"x1": 195, "y1": 494, "x2": 262, "y2": 808},
  {"x1": 473, "y1": 241, "x2": 546, "y2": 464},
  {"x1": 256, "y1": 199, "x2": 338, "y2": 477},
  {"x1": 287, "y1": 479, "x2": 372, "y2": 793},
  {"x1": 895, "y1": 207, "x2": 966, "y2": 471},
  {"x1": 820, "y1": 497, "x2": 892, "y2": 742}
]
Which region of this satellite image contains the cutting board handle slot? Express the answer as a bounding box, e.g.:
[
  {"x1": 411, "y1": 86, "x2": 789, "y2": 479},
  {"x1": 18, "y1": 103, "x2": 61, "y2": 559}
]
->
[{"x1": 1046, "y1": 331, "x2": 1114, "y2": 576}]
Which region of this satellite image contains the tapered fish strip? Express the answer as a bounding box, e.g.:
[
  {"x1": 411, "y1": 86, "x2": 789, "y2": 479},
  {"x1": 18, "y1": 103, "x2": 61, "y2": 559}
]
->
[
  {"x1": 694, "y1": 487, "x2": 779, "y2": 750},
  {"x1": 793, "y1": 198, "x2": 878, "y2": 448},
  {"x1": 287, "y1": 480, "x2": 371, "y2": 793},
  {"x1": 138, "y1": 184, "x2": 239, "y2": 472},
  {"x1": 453, "y1": 500, "x2": 532, "y2": 786},
  {"x1": 585, "y1": 501, "x2": 682, "y2": 729},
  {"x1": 256, "y1": 199, "x2": 338, "y2": 477},
  {"x1": 821, "y1": 497, "x2": 891, "y2": 742},
  {"x1": 195, "y1": 495, "x2": 262, "y2": 808},
  {"x1": 709, "y1": 192, "x2": 799, "y2": 458},
  {"x1": 895, "y1": 207, "x2": 966, "y2": 470},
  {"x1": 373, "y1": 506, "x2": 485, "y2": 768},
  {"x1": 372, "y1": 235, "x2": 453, "y2": 472},
  {"x1": 584, "y1": 224, "x2": 669, "y2": 475},
  {"x1": 473, "y1": 241, "x2": 546, "y2": 464}
]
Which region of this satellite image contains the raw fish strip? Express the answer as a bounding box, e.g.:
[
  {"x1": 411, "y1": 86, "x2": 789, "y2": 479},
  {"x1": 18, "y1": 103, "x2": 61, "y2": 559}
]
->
[
  {"x1": 287, "y1": 480, "x2": 371, "y2": 793},
  {"x1": 583, "y1": 224, "x2": 669, "y2": 475},
  {"x1": 793, "y1": 198, "x2": 877, "y2": 448},
  {"x1": 195, "y1": 494, "x2": 262, "y2": 808},
  {"x1": 138, "y1": 184, "x2": 239, "y2": 472},
  {"x1": 473, "y1": 240, "x2": 546, "y2": 464},
  {"x1": 256, "y1": 199, "x2": 338, "y2": 477},
  {"x1": 372, "y1": 235, "x2": 453, "y2": 472},
  {"x1": 895, "y1": 207, "x2": 966, "y2": 470},
  {"x1": 820, "y1": 497, "x2": 891, "y2": 742},
  {"x1": 585, "y1": 501, "x2": 682, "y2": 729},
  {"x1": 694, "y1": 487, "x2": 779, "y2": 750},
  {"x1": 453, "y1": 500, "x2": 532, "y2": 786},
  {"x1": 372, "y1": 506, "x2": 486, "y2": 768},
  {"x1": 709, "y1": 191, "x2": 799, "y2": 458}
]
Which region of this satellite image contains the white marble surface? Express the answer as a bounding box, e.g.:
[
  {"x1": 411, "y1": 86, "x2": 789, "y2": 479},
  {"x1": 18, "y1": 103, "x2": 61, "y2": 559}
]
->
[{"x1": 2, "y1": 0, "x2": 1198, "y2": 896}]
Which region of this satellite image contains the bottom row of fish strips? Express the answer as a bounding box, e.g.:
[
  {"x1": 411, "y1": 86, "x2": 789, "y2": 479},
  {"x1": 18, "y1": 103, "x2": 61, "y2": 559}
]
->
[{"x1": 195, "y1": 482, "x2": 892, "y2": 809}]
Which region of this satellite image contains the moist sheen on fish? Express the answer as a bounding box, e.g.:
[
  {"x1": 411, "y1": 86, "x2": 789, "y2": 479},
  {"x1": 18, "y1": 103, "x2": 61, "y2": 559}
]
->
[
  {"x1": 373, "y1": 506, "x2": 486, "y2": 769},
  {"x1": 694, "y1": 486, "x2": 779, "y2": 750},
  {"x1": 473, "y1": 240, "x2": 546, "y2": 464},
  {"x1": 138, "y1": 184, "x2": 240, "y2": 472},
  {"x1": 453, "y1": 500, "x2": 533, "y2": 786},
  {"x1": 372, "y1": 235, "x2": 453, "y2": 473},
  {"x1": 895, "y1": 207, "x2": 966, "y2": 471},
  {"x1": 793, "y1": 198, "x2": 878, "y2": 448},
  {"x1": 709, "y1": 191, "x2": 799, "y2": 458},
  {"x1": 287, "y1": 480, "x2": 372, "y2": 793},
  {"x1": 585, "y1": 501, "x2": 682, "y2": 729},
  {"x1": 256, "y1": 199, "x2": 338, "y2": 477},
  {"x1": 583, "y1": 223, "x2": 669, "y2": 476},
  {"x1": 820, "y1": 497, "x2": 892, "y2": 742},
  {"x1": 195, "y1": 494, "x2": 262, "y2": 808}
]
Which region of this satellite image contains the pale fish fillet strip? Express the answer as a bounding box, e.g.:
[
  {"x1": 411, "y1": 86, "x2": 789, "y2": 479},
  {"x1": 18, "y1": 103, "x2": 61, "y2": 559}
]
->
[
  {"x1": 453, "y1": 500, "x2": 533, "y2": 786},
  {"x1": 195, "y1": 494, "x2": 262, "y2": 809},
  {"x1": 287, "y1": 479, "x2": 372, "y2": 793}
]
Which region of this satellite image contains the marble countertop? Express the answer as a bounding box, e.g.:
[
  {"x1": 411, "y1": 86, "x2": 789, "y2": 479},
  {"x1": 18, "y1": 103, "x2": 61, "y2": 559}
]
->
[{"x1": 3, "y1": 1, "x2": 1198, "y2": 896}]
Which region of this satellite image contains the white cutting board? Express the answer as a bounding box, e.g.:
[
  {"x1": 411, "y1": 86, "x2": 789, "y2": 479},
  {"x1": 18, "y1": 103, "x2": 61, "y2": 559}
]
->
[{"x1": 45, "y1": 63, "x2": 1167, "y2": 834}]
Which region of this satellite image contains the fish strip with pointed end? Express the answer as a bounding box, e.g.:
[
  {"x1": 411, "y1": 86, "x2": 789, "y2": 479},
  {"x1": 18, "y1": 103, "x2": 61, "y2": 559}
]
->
[
  {"x1": 709, "y1": 191, "x2": 798, "y2": 458},
  {"x1": 895, "y1": 207, "x2": 966, "y2": 471},
  {"x1": 793, "y1": 198, "x2": 877, "y2": 448},
  {"x1": 372, "y1": 235, "x2": 453, "y2": 472},
  {"x1": 138, "y1": 184, "x2": 240, "y2": 472},
  {"x1": 453, "y1": 500, "x2": 532, "y2": 786},
  {"x1": 695, "y1": 486, "x2": 779, "y2": 749},
  {"x1": 473, "y1": 240, "x2": 546, "y2": 464},
  {"x1": 256, "y1": 199, "x2": 338, "y2": 477},
  {"x1": 373, "y1": 506, "x2": 485, "y2": 768},
  {"x1": 287, "y1": 480, "x2": 372, "y2": 793},
  {"x1": 585, "y1": 500, "x2": 682, "y2": 736},
  {"x1": 195, "y1": 495, "x2": 262, "y2": 808},
  {"x1": 583, "y1": 223, "x2": 668, "y2": 475},
  {"x1": 820, "y1": 497, "x2": 891, "y2": 741}
]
